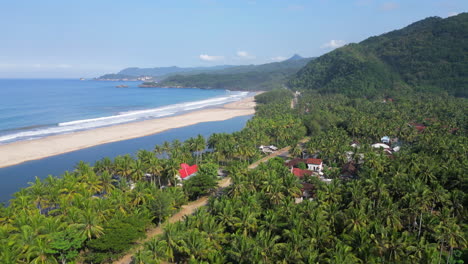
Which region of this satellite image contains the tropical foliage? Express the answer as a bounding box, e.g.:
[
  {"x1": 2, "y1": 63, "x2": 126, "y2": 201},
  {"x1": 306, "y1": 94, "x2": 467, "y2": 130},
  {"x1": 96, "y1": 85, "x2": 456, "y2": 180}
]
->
[
  {"x1": 158, "y1": 57, "x2": 313, "y2": 91},
  {"x1": 136, "y1": 90, "x2": 467, "y2": 263},
  {"x1": 290, "y1": 13, "x2": 468, "y2": 97},
  {"x1": 0, "y1": 80, "x2": 466, "y2": 263}
]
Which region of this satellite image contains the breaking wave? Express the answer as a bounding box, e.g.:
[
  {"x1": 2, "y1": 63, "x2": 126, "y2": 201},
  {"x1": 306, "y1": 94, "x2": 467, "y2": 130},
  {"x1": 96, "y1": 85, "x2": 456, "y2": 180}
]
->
[{"x1": 0, "y1": 91, "x2": 250, "y2": 144}]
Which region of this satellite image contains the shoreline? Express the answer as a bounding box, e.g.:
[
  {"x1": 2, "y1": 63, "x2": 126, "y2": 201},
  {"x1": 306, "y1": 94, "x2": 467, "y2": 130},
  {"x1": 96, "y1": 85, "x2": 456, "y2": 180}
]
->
[{"x1": 0, "y1": 95, "x2": 258, "y2": 169}]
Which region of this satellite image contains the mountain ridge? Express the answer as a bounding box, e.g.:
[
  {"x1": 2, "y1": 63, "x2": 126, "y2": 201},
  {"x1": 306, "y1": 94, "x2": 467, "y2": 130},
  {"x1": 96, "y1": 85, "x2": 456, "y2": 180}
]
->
[{"x1": 290, "y1": 13, "x2": 468, "y2": 97}]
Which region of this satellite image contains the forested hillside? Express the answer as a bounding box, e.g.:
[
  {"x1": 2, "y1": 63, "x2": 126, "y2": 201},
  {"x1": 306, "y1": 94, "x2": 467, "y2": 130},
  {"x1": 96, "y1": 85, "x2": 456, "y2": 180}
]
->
[
  {"x1": 158, "y1": 56, "x2": 313, "y2": 91},
  {"x1": 118, "y1": 65, "x2": 235, "y2": 78},
  {"x1": 290, "y1": 13, "x2": 468, "y2": 97}
]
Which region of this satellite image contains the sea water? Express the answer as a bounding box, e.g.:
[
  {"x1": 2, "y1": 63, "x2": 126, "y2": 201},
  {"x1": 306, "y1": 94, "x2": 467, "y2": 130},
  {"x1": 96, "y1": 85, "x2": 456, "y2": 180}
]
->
[
  {"x1": 0, "y1": 79, "x2": 250, "y2": 144},
  {"x1": 0, "y1": 116, "x2": 252, "y2": 203}
]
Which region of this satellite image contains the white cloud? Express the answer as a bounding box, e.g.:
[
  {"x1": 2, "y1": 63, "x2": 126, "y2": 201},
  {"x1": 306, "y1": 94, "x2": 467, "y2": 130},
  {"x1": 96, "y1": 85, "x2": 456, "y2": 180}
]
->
[
  {"x1": 199, "y1": 54, "x2": 224, "y2": 61},
  {"x1": 236, "y1": 51, "x2": 255, "y2": 59},
  {"x1": 380, "y1": 2, "x2": 399, "y2": 11},
  {"x1": 270, "y1": 56, "x2": 287, "y2": 62},
  {"x1": 447, "y1": 12, "x2": 459, "y2": 17},
  {"x1": 321, "y1": 40, "x2": 346, "y2": 49}
]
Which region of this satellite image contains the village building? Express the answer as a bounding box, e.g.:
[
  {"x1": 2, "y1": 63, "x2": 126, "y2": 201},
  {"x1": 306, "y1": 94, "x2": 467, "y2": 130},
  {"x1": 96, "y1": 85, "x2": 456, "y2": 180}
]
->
[
  {"x1": 177, "y1": 163, "x2": 198, "y2": 181},
  {"x1": 306, "y1": 158, "x2": 323, "y2": 175},
  {"x1": 286, "y1": 158, "x2": 324, "y2": 175},
  {"x1": 371, "y1": 143, "x2": 391, "y2": 149},
  {"x1": 295, "y1": 182, "x2": 315, "y2": 203},
  {"x1": 381, "y1": 136, "x2": 390, "y2": 144},
  {"x1": 259, "y1": 145, "x2": 278, "y2": 153},
  {"x1": 341, "y1": 161, "x2": 358, "y2": 179},
  {"x1": 409, "y1": 122, "x2": 426, "y2": 132},
  {"x1": 291, "y1": 168, "x2": 314, "y2": 178}
]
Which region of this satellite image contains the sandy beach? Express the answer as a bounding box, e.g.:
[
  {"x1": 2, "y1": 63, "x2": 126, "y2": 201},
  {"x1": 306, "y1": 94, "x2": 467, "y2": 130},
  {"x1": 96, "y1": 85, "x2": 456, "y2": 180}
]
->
[{"x1": 0, "y1": 95, "x2": 257, "y2": 168}]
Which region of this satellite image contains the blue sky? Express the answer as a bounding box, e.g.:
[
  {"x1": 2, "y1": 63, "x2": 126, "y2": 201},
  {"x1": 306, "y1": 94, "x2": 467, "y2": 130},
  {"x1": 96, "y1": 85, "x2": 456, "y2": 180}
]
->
[{"x1": 0, "y1": 0, "x2": 466, "y2": 78}]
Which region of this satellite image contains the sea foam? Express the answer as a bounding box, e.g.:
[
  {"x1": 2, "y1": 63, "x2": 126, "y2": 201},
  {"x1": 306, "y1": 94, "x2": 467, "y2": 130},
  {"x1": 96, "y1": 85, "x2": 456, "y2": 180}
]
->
[{"x1": 0, "y1": 91, "x2": 250, "y2": 144}]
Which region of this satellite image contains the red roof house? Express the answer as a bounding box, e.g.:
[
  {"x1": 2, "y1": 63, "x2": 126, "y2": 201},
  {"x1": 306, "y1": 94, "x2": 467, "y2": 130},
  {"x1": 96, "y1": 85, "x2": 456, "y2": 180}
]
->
[
  {"x1": 292, "y1": 168, "x2": 314, "y2": 178},
  {"x1": 179, "y1": 163, "x2": 198, "y2": 180},
  {"x1": 409, "y1": 123, "x2": 426, "y2": 133},
  {"x1": 306, "y1": 158, "x2": 323, "y2": 174},
  {"x1": 306, "y1": 158, "x2": 322, "y2": 165}
]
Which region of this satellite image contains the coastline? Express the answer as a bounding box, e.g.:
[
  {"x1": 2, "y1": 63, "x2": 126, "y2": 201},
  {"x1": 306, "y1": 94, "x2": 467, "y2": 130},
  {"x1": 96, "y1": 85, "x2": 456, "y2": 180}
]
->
[{"x1": 0, "y1": 95, "x2": 257, "y2": 169}]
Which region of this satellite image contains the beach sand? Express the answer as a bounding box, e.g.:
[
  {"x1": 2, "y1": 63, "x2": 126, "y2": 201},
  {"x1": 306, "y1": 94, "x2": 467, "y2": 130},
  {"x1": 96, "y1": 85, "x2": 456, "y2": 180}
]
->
[{"x1": 0, "y1": 95, "x2": 257, "y2": 168}]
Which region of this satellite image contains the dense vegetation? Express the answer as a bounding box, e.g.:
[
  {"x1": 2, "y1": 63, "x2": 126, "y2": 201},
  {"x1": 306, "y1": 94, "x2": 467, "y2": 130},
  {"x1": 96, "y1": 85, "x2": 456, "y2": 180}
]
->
[
  {"x1": 2, "y1": 13, "x2": 467, "y2": 263},
  {"x1": 290, "y1": 13, "x2": 468, "y2": 97},
  {"x1": 158, "y1": 56, "x2": 312, "y2": 91},
  {"x1": 135, "y1": 90, "x2": 467, "y2": 263},
  {"x1": 0, "y1": 88, "x2": 466, "y2": 263},
  {"x1": 0, "y1": 89, "x2": 306, "y2": 263}
]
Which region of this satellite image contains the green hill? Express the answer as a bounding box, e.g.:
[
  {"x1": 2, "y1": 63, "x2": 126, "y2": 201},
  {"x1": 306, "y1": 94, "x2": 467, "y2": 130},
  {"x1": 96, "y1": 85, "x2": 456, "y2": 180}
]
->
[
  {"x1": 290, "y1": 13, "x2": 468, "y2": 97},
  {"x1": 158, "y1": 55, "x2": 313, "y2": 91}
]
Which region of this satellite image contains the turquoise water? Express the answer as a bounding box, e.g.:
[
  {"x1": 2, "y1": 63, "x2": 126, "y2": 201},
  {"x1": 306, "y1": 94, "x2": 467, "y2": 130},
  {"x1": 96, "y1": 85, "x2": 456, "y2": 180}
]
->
[{"x1": 0, "y1": 79, "x2": 249, "y2": 143}]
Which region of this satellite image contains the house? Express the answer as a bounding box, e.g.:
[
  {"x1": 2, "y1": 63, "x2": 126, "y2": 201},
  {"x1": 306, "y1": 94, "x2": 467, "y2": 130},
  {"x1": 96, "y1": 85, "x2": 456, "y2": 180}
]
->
[
  {"x1": 178, "y1": 163, "x2": 198, "y2": 180},
  {"x1": 381, "y1": 136, "x2": 390, "y2": 144},
  {"x1": 286, "y1": 158, "x2": 324, "y2": 175},
  {"x1": 371, "y1": 143, "x2": 391, "y2": 149},
  {"x1": 341, "y1": 161, "x2": 358, "y2": 179},
  {"x1": 291, "y1": 168, "x2": 314, "y2": 178},
  {"x1": 295, "y1": 182, "x2": 315, "y2": 203},
  {"x1": 306, "y1": 158, "x2": 323, "y2": 174},
  {"x1": 285, "y1": 158, "x2": 307, "y2": 168},
  {"x1": 409, "y1": 123, "x2": 426, "y2": 133},
  {"x1": 259, "y1": 145, "x2": 278, "y2": 153},
  {"x1": 301, "y1": 183, "x2": 315, "y2": 198}
]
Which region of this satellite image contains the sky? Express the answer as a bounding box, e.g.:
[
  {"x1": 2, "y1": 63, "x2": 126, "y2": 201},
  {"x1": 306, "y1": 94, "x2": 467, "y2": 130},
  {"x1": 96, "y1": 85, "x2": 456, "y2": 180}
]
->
[{"x1": 0, "y1": 0, "x2": 466, "y2": 78}]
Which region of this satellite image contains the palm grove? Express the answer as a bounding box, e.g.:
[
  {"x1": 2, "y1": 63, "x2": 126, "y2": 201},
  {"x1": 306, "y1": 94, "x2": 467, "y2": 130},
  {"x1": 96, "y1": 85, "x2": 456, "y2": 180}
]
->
[{"x1": 0, "y1": 13, "x2": 467, "y2": 264}]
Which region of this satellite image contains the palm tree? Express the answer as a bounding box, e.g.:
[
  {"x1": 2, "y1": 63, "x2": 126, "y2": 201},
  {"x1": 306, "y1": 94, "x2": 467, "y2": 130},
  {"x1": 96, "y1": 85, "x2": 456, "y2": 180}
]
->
[
  {"x1": 114, "y1": 154, "x2": 134, "y2": 180},
  {"x1": 137, "y1": 149, "x2": 154, "y2": 164},
  {"x1": 99, "y1": 171, "x2": 116, "y2": 194},
  {"x1": 147, "y1": 156, "x2": 164, "y2": 187},
  {"x1": 93, "y1": 157, "x2": 113, "y2": 174},
  {"x1": 164, "y1": 159, "x2": 180, "y2": 186},
  {"x1": 27, "y1": 238, "x2": 59, "y2": 264},
  {"x1": 289, "y1": 142, "x2": 303, "y2": 158},
  {"x1": 255, "y1": 230, "x2": 284, "y2": 263},
  {"x1": 194, "y1": 134, "x2": 206, "y2": 164},
  {"x1": 72, "y1": 209, "x2": 104, "y2": 240},
  {"x1": 131, "y1": 159, "x2": 146, "y2": 182}
]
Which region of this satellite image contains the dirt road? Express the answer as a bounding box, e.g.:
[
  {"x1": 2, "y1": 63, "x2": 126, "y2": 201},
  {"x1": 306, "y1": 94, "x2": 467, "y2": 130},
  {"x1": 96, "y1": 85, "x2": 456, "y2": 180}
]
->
[{"x1": 113, "y1": 143, "x2": 303, "y2": 264}]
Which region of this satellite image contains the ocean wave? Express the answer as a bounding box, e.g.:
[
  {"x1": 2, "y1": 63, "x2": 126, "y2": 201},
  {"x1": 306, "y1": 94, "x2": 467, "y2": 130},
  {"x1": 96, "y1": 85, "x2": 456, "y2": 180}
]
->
[{"x1": 0, "y1": 91, "x2": 250, "y2": 144}]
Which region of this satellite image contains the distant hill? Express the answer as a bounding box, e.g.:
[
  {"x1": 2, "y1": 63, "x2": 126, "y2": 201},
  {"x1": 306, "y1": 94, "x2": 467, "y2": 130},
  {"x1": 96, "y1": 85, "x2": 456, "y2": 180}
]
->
[
  {"x1": 158, "y1": 55, "x2": 313, "y2": 91},
  {"x1": 290, "y1": 13, "x2": 468, "y2": 97},
  {"x1": 117, "y1": 65, "x2": 236, "y2": 78},
  {"x1": 96, "y1": 73, "x2": 138, "y2": 81},
  {"x1": 286, "y1": 54, "x2": 304, "y2": 61}
]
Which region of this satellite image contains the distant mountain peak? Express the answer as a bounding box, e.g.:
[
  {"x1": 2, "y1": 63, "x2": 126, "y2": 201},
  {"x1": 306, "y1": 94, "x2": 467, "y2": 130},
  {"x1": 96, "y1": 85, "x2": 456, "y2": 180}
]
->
[{"x1": 287, "y1": 54, "x2": 304, "y2": 61}]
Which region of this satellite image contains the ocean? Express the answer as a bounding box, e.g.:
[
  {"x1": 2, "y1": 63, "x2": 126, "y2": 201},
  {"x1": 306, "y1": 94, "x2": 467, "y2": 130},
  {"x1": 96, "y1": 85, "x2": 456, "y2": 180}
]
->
[
  {"x1": 0, "y1": 79, "x2": 250, "y2": 144},
  {"x1": 0, "y1": 79, "x2": 253, "y2": 202}
]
